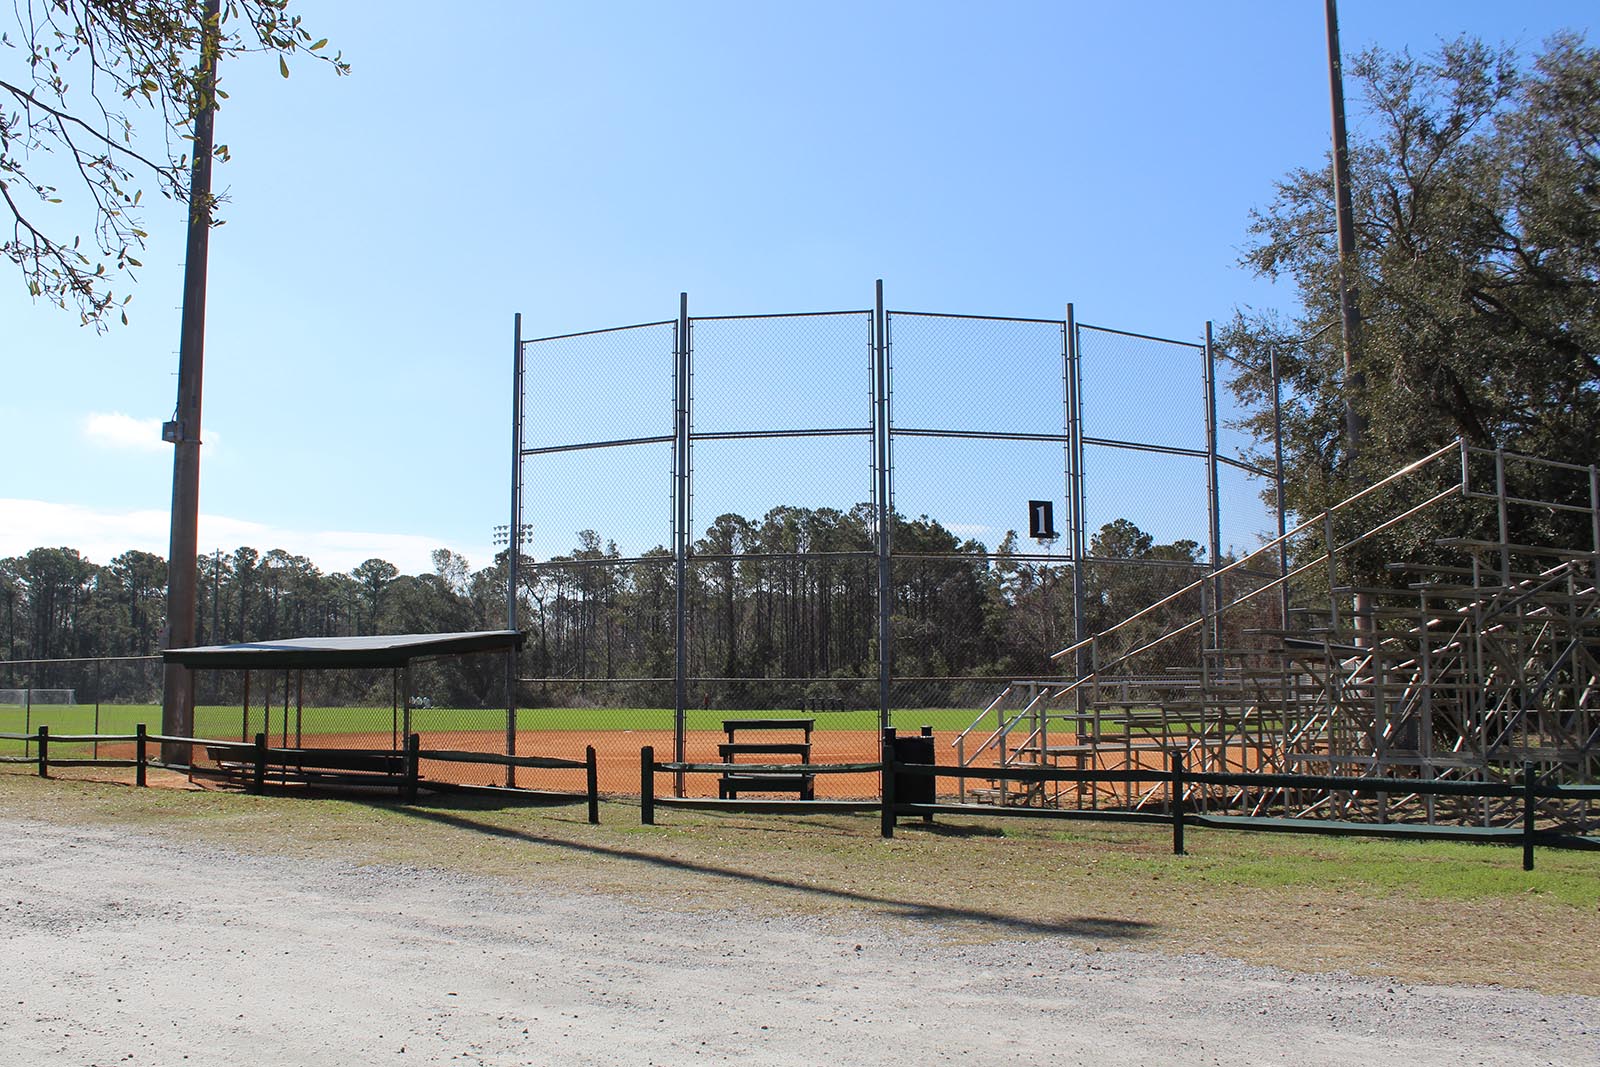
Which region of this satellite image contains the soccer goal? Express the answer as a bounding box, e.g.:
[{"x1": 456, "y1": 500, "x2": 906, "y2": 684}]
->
[{"x1": 0, "y1": 688, "x2": 76, "y2": 708}]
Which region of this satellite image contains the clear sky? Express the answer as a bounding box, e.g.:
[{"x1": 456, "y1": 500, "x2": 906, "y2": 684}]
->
[{"x1": 3, "y1": 1, "x2": 1595, "y2": 575}]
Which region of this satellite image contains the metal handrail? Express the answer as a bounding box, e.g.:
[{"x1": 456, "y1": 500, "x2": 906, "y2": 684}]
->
[
  {"x1": 1051, "y1": 438, "x2": 1465, "y2": 663},
  {"x1": 951, "y1": 686, "x2": 1014, "y2": 748}
]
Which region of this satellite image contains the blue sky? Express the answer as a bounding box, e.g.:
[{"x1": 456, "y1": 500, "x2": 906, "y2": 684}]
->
[{"x1": 3, "y1": 1, "x2": 1595, "y2": 575}]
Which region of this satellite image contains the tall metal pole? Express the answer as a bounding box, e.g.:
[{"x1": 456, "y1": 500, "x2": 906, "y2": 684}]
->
[
  {"x1": 509, "y1": 313, "x2": 524, "y2": 633},
  {"x1": 874, "y1": 280, "x2": 892, "y2": 733},
  {"x1": 673, "y1": 293, "x2": 690, "y2": 790},
  {"x1": 1065, "y1": 303, "x2": 1087, "y2": 685},
  {"x1": 160, "y1": 0, "x2": 222, "y2": 765},
  {"x1": 506, "y1": 313, "x2": 524, "y2": 784},
  {"x1": 1203, "y1": 322, "x2": 1223, "y2": 648}
]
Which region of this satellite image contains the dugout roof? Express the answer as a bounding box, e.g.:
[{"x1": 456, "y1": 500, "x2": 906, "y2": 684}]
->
[{"x1": 162, "y1": 630, "x2": 524, "y2": 670}]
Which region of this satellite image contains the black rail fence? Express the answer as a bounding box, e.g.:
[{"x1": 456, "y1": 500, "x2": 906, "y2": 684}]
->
[
  {"x1": 9, "y1": 723, "x2": 1598, "y2": 870},
  {"x1": 0, "y1": 727, "x2": 600, "y2": 823},
  {"x1": 637, "y1": 730, "x2": 1599, "y2": 871}
]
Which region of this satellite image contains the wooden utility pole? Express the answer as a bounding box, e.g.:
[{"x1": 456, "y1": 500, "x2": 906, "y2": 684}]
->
[
  {"x1": 1325, "y1": 0, "x2": 1371, "y2": 642},
  {"x1": 161, "y1": 0, "x2": 222, "y2": 763},
  {"x1": 1325, "y1": 0, "x2": 1366, "y2": 455}
]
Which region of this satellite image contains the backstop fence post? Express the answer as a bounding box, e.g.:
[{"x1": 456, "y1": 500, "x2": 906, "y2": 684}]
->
[
  {"x1": 874, "y1": 280, "x2": 892, "y2": 735},
  {"x1": 1204, "y1": 321, "x2": 1223, "y2": 650},
  {"x1": 673, "y1": 294, "x2": 690, "y2": 798},
  {"x1": 508, "y1": 311, "x2": 523, "y2": 790}
]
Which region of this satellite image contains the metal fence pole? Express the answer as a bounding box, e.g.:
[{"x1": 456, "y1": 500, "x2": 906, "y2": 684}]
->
[
  {"x1": 1271, "y1": 347, "x2": 1289, "y2": 628},
  {"x1": 1203, "y1": 321, "x2": 1223, "y2": 649},
  {"x1": 508, "y1": 312, "x2": 524, "y2": 787},
  {"x1": 1067, "y1": 308, "x2": 1088, "y2": 696},
  {"x1": 673, "y1": 293, "x2": 690, "y2": 796},
  {"x1": 874, "y1": 280, "x2": 892, "y2": 733}
]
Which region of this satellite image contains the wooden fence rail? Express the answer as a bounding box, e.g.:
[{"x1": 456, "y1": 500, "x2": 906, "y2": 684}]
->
[
  {"x1": 882, "y1": 748, "x2": 1600, "y2": 870},
  {"x1": 2, "y1": 727, "x2": 599, "y2": 822}
]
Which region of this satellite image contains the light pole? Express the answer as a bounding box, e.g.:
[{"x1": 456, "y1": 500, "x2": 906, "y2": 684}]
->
[{"x1": 492, "y1": 523, "x2": 533, "y2": 631}]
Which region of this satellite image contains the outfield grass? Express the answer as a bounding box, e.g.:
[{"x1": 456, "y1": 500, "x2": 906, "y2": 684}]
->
[{"x1": 1, "y1": 703, "x2": 993, "y2": 736}]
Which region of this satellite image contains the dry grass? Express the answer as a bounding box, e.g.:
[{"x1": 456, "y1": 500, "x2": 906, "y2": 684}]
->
[{"x1": 3, "y1": 765, "x2": 1598, "y2": 994}]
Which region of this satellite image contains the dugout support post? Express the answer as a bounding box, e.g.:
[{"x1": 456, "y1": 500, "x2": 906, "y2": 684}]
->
[
  {"x1": 252, "y1": 732, "x2": 267, "y2": 795},
  {"x1": 405, "y1": 733, "x2": 421, "y2": 803}
]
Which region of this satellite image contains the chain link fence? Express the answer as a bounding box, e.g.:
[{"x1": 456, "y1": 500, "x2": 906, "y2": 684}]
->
[{"x1": 513, "y1": 293, "x2": 1284, "y2": 798}]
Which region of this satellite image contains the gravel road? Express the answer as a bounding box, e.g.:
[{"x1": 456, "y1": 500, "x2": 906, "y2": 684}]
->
[{"x1": 3, "y1": 818, "x2": 1593, "y2": 1066}]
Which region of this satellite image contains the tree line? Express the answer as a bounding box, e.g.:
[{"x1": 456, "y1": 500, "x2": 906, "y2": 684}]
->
[{"x1": 1, "y1": 508, "x2": 1225, "y2": 706}]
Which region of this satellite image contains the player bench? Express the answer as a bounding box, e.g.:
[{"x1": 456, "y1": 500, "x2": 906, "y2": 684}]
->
[
  {"x1": 204, "y1": 743, "x2": 412, "y2": 796},
  {"x1": 717, "y1": 718, "x2": 815, "y2": 800}
]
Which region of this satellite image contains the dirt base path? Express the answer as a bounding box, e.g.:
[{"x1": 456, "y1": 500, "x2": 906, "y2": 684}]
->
[{"x1": 4, "y1": 817, "x2": 1594, "y2": 1067}]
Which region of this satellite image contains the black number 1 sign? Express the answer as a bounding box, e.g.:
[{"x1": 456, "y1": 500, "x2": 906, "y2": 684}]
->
[{"x1": 1028, "y1": 500, "x2": 1058, "y2": 541}]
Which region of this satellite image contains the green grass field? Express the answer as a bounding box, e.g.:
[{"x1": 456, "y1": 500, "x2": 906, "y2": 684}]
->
[{"x1": 0, "y1": 703, "x2": 997, "y2": 756}]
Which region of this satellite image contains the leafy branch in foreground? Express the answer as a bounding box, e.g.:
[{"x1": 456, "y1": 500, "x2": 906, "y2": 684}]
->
[{"x1": 1, "y1": 1, "x2": 347, "y2": 327}]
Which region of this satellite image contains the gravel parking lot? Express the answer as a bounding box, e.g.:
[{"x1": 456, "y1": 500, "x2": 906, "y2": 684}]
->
[{"x1": 3, "y1": 817, "x2": 1595, "y2": 1066}]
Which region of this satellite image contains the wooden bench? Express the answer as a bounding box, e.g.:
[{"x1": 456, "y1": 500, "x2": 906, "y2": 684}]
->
[
  {"x1": 717, "y1": 719, "x2": 815, "y2": 800},
  {"x1": 203, "y1": 744, "x2": 411, "y2": 794}
]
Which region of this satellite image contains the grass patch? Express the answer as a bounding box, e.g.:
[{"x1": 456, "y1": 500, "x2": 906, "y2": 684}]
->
[{"x1": 1, "y1": 704, "x2": 993, "y2": 751}]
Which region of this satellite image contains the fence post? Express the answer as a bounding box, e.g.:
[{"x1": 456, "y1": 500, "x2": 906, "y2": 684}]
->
[
  {"x1": 136, "y1": 724, "x2": 148, "y2": 788},
  {"x1": 404, "y1": 733, "x2": 420, "y2": 803},
  {"x1": 1170, "y1": 750, "x2": 1186, "y2": 856},
  {"x1": 252, "y1": 732, "x2": 267, "y2": 795},
  {"x1": 1522, "y1": 761, "x2": 1536, "y2": 872},
  {"x1": 36, "y1": 725, "x2": 48, "y2": 778},
  {"x1": 640, "y1": 746, "x2": 655, "y2": 825},
  {"x1": 880, "y1": 728, "x2": 896, "y2": 839},
  {"x1": 585, "y1": 745, "x2": 599, "y2": 825},
  {"x1": 920, "y1": 724, "x2": 935, "y2": 825}
]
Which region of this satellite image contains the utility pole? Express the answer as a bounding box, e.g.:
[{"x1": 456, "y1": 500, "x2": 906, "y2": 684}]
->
[
  {"x1": 1326, "y1": 0, "x2": 1372, "y2": 643},
  {"x1": 1325, "y1": 0, "x2": 1366, "y2": 457},
  {"x1": 160, "y1": 0, "x2": 222, "y2": 764}
]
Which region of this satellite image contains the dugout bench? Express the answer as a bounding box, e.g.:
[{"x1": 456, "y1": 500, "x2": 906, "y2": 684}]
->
[{"x1": 203, "y1": 741, "x2": 415, "y2": 799}]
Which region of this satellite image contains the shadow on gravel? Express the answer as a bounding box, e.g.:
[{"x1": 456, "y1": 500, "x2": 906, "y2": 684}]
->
[{"x1": 388, "y1": 803, "x2": 1155, "y2": 942}]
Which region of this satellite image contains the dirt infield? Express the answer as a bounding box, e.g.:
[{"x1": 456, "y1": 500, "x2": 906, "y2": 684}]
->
[
  {"x1": 264, "y1": 728, "x2": 938, "y2": 798},
  {"x1": 101, "y1": 727, "x2": 1246, "y2": 799}
]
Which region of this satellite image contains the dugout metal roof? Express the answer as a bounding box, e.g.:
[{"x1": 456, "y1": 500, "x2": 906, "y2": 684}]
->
[{"x1": 162, "y1": 630, "x2": 524, "y2": 670}]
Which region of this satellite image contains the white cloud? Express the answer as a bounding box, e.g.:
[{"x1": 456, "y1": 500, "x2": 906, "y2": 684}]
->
[
  {"x1": 0, "y1": 499, "x2": 493, "y2": 575},
  {"x1": 81, "y1": 412, "x2": 220, "y2": 454}
]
